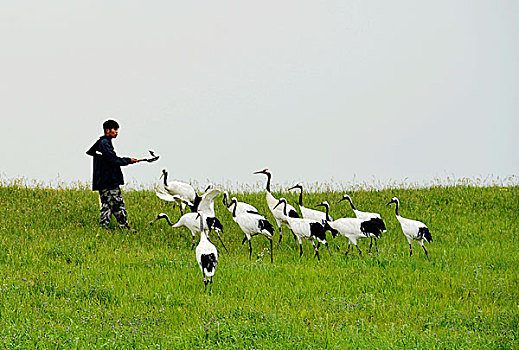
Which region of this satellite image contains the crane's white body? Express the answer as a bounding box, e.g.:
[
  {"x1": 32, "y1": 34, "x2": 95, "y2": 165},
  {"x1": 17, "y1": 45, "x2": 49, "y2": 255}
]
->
[
  {"x1": 151, "y1": 212, "x2": 207, "y2": 245},
  {"x1": 152, "y1": 188, "x2": 220, "y2": 238},
  {"x1": 266, "y1": 191, "x2": 297, "y2": 228},
  {"x1": 300, "y1": 206, "x2": 330, "y2": 223},
  {"x1": 274, "y1": 198, "x2": 329, "y2": 260},
  {"x1": 233, "y1": 212, "x2": 271, "y2": 240},
  {"x1": 327, "y1": 218, "x2": 370, "y2": 247},
  {"x1": 285, "y1": 217, "x2": 322, "y2": 242},
  {"x1": 230, "y1": 198, "x2": 274, "y2": 262},
  {"x1": 254, "y1": 169, "x2": 299, "y2": 244},
  {"x1": 155, "y1": 189, "x2": 194, "y2": 208},
  {"x1": 151, "y1": 187, "x2": 228, "y2": 252},
  {"x1": 289, "y1": 183, "x2": 332, "y2": 223},
  {"x1": 196, "y1": 231, "x2": 218, "y2": 277},
  {"x1": 322, "y1": 199, "x2": 380, "y2": 256},
  {"x1": 195, "y1": 210, "x2": 218, "y2": 291},
  {"x1": 388, "y1": 197, "x2": 432, "y2": 260},
  {"x1": 164, "y1": 180, "x2": 197, "y2": 203},
  {"x1": 158, "y1": 169, "x2": 210, "y2": 215},
  {"x1": 198, "y1": 187, "x2": 220, "y2": 218},
  {"x1": 161, "y1": 169, "x2": 197, "y2": 204},
  {"x1": 223, "y1": 191, "x2": 259, "y2": 216},
  {"x1": 339, "y1": 195, "x2": 386, "y2": 232},
  {"x1": 395, "y1": 215, "x2": 429, "y2": 245}
]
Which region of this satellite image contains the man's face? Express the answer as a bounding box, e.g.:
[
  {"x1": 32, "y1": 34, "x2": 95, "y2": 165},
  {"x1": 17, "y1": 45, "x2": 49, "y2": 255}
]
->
[{"x1": 105, "y1": 128, "x2": 119, "y2": 138}]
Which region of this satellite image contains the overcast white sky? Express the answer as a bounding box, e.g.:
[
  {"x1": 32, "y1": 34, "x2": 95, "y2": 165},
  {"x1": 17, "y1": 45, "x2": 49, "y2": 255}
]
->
[{"x1": 1, "y1": 1, "x2": 518, "y2": 190}]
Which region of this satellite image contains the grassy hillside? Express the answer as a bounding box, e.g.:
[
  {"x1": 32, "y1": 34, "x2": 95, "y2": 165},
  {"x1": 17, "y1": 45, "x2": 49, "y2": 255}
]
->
[{"x1": 0, "y1": 183, "x2": 517, "y2": 348}]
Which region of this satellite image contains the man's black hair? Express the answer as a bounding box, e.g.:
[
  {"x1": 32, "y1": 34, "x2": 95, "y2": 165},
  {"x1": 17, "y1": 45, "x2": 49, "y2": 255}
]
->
[{"x1": 103, "y1": 119, "x2": 120, "y2": 131}]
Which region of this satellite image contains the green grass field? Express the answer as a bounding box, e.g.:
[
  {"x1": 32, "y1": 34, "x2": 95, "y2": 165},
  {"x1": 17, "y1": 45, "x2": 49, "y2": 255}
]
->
[{"x1": 0, "y1": 182, "x2": 517, "y2": 348}]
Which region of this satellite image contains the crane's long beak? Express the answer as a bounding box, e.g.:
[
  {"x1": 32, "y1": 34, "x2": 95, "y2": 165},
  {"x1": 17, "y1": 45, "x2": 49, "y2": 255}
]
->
[
  {"x1": 287, "y1": 185, "x2": 298, "y2": 191},
  {"x1": 273, "y1": 201, "x2": 282, "y2": 210},
  {"x1": 217, "y1": 232, "x2": 229, "y2": 254},
  {"x1": 337, "y1": 197, "x2": 346, "y2": 203},
  {"x1": 253, "y1": 170, "x2": 263, "y2": 174}
]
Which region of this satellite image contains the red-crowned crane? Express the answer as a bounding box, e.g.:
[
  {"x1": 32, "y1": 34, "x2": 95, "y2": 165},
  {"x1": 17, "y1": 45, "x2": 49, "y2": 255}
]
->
[
  {"x1": 288, "y1": 183, "x2": 333, "y2": 222},
  {"x1": 253, "y1": 168, "x2": 299, "y2": 245},
  {"x1": 318, "y1": 201, "x2": 382, "y2": 258},
  {"x1": 222, "y1": 191, "x2": 259, "y2": 216},
  {"x1": 229, "y1": 197, "x2": 274, "y2": 263},
  {"x1": 160, "y1": 169, "x2": 199, "y2": 214},
  {"x1": 195, "y1": 209, "x2": 218, "y2": 291},
  {"x1": 150, "y1": 188, "x2": 228, "y2": 253},
  {"x1": 155, "y1": 189, "x2": 194, "y2": 213},
  {"x1": 338, "y1": 194, "x2": 387, "y2": 252},
  {"x1": 274, "y1": 198, "x2": 330, "y2": 261},
  {"x1": 387, "y1": 197, "x2": 432, "y2": 260}
]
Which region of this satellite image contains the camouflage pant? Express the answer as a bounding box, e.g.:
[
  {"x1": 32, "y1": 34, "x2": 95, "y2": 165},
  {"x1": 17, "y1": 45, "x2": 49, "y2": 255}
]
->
[{"x1": 99, "y1": 187, "x2": 128, "y2": 227}]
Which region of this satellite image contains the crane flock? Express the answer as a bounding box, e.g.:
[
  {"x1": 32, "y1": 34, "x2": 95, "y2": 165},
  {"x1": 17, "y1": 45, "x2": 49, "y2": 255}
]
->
[{"x1": 150, "y1": 167, "x2": 434, "y2": 291}]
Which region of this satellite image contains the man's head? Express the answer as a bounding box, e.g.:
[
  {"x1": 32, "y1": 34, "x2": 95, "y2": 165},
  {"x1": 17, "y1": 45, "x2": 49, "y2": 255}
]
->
[{"x1": 103, "y1": 119, "x2": 120, "y2": 138}]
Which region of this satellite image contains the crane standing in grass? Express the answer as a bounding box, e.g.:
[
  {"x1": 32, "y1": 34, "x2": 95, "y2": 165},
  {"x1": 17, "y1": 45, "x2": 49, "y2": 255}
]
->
[
  {"x1": 154, "y1": 190, "x2": 194, "y2": 215},
  {"x1": 195, "y1": 209, "x2": 218, "y2": 291},
  {"x1": 288, "y1": 183, "x2": 332, "y2": 222},
  {"x1": 338, "y1": 194, "x2": 386, "y2": 252},
  {"x1": 229, "y1": 197, "x2": 274, "y2": 263},
  {"x1": 159, "y1": 169, "x2": 215, "y2": 214},
  {"x1": 150, "y1": 188, "x2": 229, "y2": 253},
  {"x1": 387, "y1": 197, "x2": 433, "y2": 260},
  {"x1": 254, "y1": 168, "x2": 300, "y2": 246},
  {"x1": 274, "y1": 198, "x2": 330, "y2": 261},
  {"x1": 222, "y1": 191, "x2": 259, "y2": 215},
  {"x1": 289, "y1": 183, "x2": 338, "y2": 238},
  {"x1": 150, "y1": 211, "x2": 227, "y2": 251},
  {"x1": 318, "y1": 201, "x2": 382, "y2": 257}
]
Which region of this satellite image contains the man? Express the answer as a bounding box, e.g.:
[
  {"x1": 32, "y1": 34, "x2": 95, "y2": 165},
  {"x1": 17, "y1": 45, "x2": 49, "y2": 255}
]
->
[{"x1": 86, "y1": 119, "x2": 144, "y2": 229}]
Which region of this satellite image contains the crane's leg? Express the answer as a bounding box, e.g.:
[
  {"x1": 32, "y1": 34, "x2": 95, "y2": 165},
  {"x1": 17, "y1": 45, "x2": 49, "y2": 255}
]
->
[
  {"x1": 356, "y1": 244, "x2": 363, "y2": 257},
  {"x1": 191, "y1": 235, "x2": 196, "y2": 250},
  {"x1": 204, "y1": 277, "x2": 209, "y2": 291},
  {"x1": 369, "y1": 237, "x2": 373, "y2": 251},
  {"x1": 374, "y1": 238, "x2": 379, "y2": 253},
  {"x1": 216, "y1": 231, "x2": 229, "y2": 254},
  {"x1": 242, "y1": 237, "x2": 247, "y2": 245},
  {"x1": 409, "y1": 243, "x2": 413, "y2": 257},
  {"x1": 267, "y1": 237, "x2": 273, "y2": 263},
  {"x1": 422, "y1": 244, "x2": 430, "y2": 260},
  {"x1": 277, "y1": 227, "x2": 283, "y2": 246},
  {"x1": 299, "y1": 242, "x2": 303, "y2": 258},
  {"x1": 248, "y1": 239, "x2": 253, "y2": 260},
  {"x1": 345, "y1": 243, "x2": 351, "y2": 256},
  {"x1": 312, "y1": 242, "x2": 320, "y2": 261},
  {"x1": 326, "y1": 242, "x2": 331, "y2": 256}
]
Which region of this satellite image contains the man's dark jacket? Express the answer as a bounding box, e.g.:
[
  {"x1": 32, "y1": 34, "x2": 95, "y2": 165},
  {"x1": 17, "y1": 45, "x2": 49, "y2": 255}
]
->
[{"x1": 86, "y1": 136, "x2": 132, "y2": 191}]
